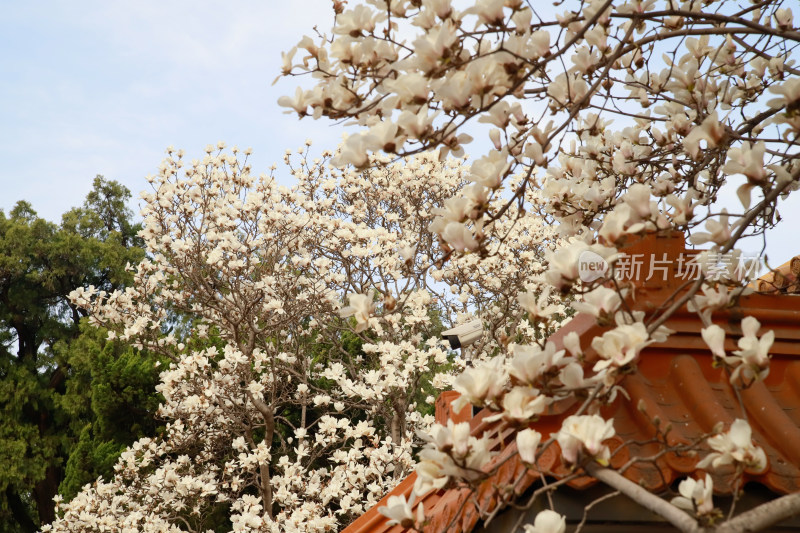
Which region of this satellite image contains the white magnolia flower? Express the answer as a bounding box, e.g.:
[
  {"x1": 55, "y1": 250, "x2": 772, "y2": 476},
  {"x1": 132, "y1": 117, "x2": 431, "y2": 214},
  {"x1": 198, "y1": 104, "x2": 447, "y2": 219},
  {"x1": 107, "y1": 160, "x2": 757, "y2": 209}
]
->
[
  {"x1": 416, "y1": 429, "x2": 492, "y2": 489},
  {"x1": 509, "y1": 341, "x2": 569, "y2": 385},
  {"x1": 522, "y1": 509, "x2": 566, "y2": 533},
  {"x1": 555, "y1": 414, "x2": 615, "y2": 464},
  {"x1": 697, "y1": 419, "x2": 767, "y2": 472},
  {"x1": 399, "y1": 245, "x2": 416, "y2": 263},
  {"x1": 383, "y1": 72, "x2": 430, "y2": 104},
  {"x1": 414, "y1": 453, "x2": 450, "y2": 494},
  {"x1": 562, "y1": 331, "x2": 582, "y2": 358},
  {"x1": 591, "y1": 322, "x2": 652, "y2": 372},
  {"x1": 510, "y1": 7, "x2": 532, "y2": 33},
  {"x1": 530, "y1": 30, "x2": 551, "y2": 58},
  {"x1": 666, "y1": 191, "x2": 699, "y2": 225},
  {"x1": 442, "y1": 221, "x2": 480, "y2": 252},
  {"x1": 689, "y1": 211, "x2": 733, "y2": 246},
  {"x1": 452, "y1": 356, "x2": 507, "y2": 408},
  {"x1": 411, "y1": 20, "x2": 459, "y2": 73},
  {"x1": 572, "y1": 286, "x2": 622, "y2": 318},
  {"x1": 623, "y1": 183, "x2": 655, "y2": 219},
  {"x1": 722, "y1": 142, "x2": 767, "y2": 208},
  {"x1": 364, "y1": 121, "x2": 404, "y2": 152},
  {"x1": 397, "y1": 107, "x2": 437, "y2": 138},
  {"x1": 339, "y1": 292, "x2": 375, "y2": 332},
  {"x1": 426, "y1": 420, "x2": 472, "y2": 458},
  {"x1": 378, "y1": 493, "x2": 416, "y2": 527},
  {"x1": 543, "y1": 241, "x2": 616, "y2": 290},
  {"x1": 333, "y1": 4, "x2": 384, "y2": 36},
  {"x1": 277, "y1": 86, "x2": 310, "y2": 115},
  {"x1": 430, "y1": 196, "x2": 471, "y2": 228},
  {"x1": 518, "y1": 287, "x2": 562, "y2": 320},
  {"x1": 671, "y1": 474, "x2": 714, "y2": 516},
  {"x1": 468, "y1": 149, "x2": 510, "y2": 189},
  {"x1": 767, "y1": 77, "x2": 800, "y2": 109},
  {"x1": 774, "y1": 7, "x2": 794, "y2": 29},
  {"x1": 598, "y1": 204, "x2": 646, "y2": 245},
  {"x1": 334, "y1": 133, "x2": 370, "y2": 168},
  {"x1": 700, "y1": 324, "x2": 726, "y2": 359},
  {"x1": 469, "y1": 0, "x2": 506, "y2": 25},
  {"x1": 683, "y1": 112, "x2": 726, "y2": 159},
  {"x1": 730, "y1": 316, "x2": 773, "y2": 382},
  {"x1": 687, "y1": 284, "x2": 732, "y2": 324},
  {"x1": 516, "y1": 428, "x2": 542, "y2": 464},
  {"x1": 559, "y1": 361, "x2": 605, "y2": 390},
  {"x1": 547, "y1": 72, "x2": 588, "y2": 111},
  {"x1": 486, "y1": 386, "x2": 550, "y2": 424}
]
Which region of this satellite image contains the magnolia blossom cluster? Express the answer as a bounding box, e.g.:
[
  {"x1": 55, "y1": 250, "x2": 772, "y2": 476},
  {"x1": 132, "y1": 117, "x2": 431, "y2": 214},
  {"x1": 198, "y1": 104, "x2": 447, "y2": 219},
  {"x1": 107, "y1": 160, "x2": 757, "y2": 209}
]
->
[
  {"x1": 697, "y1": 419, "x2": 768, "y2": 473},
  {"x1": 701, "y1": 316, "x2": 775, "y2": 384},
  {"x1": 284, "y1": 0, "x2": 799, "y2": 259},
  {"x1": 274, "y1": 2, "x2": 800, "y2": 529},
  {"x1": 44, "y1": 0, "x2": 800, "y2": 530},
  {"x1": 292, "y1": 149, "x2": 562, "y2": 387},
  {"x1": 670, "y1": 420, "x2": 767, "y2": 521},
  {"x1": 52, "y1": 144, "x2": 555, "y2": 532}
]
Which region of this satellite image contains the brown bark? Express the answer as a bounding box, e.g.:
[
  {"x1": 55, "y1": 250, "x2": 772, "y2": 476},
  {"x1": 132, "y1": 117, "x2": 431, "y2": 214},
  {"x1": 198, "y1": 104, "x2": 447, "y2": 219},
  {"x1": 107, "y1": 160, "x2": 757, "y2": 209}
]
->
[
  {"x1": 390, "y1": 397, "x2": 406, "y2": 454},
  {"x1": 33, "y1": 464, "x2": 60, "y2": 526},
  {"x1": 249, "y1": 394, "x2": 274, "y2": 518}
]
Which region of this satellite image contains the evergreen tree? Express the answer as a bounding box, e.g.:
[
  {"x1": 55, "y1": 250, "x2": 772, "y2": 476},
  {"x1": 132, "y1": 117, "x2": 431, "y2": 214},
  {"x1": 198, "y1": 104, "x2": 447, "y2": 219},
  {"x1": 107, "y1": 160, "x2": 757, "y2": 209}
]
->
[{"x1": 0, "y1": 177, "x2": 154, "y2": 532}]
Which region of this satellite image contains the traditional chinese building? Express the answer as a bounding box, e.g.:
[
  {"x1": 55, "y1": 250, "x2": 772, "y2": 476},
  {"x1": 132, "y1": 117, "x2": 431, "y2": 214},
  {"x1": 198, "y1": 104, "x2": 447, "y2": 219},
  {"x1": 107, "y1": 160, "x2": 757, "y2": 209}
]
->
[{"x1": 343, "y1": 232, "x2": 800, "y2": 533}]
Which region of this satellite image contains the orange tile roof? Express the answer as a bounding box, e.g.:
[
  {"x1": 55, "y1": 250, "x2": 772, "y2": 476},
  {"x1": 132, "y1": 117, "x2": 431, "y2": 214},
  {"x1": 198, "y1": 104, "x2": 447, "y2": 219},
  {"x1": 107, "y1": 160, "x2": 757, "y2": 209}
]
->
[
  {"x1": 755, "y1": 255, "x2": 800, "y2": 293},
  {"x1": 344, "y1": 233, "x2": 800, "y2": 533}
]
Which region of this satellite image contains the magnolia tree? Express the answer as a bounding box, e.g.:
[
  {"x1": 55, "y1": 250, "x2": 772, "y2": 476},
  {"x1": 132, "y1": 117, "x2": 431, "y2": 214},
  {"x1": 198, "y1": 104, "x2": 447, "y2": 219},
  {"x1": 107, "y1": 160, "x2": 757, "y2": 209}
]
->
[
  {"x1": 44, "y1": 144, "x2": 557, "y2": 532},
  {"x1": 279, "y1": 0, "x2": 800, "y2": 531}
]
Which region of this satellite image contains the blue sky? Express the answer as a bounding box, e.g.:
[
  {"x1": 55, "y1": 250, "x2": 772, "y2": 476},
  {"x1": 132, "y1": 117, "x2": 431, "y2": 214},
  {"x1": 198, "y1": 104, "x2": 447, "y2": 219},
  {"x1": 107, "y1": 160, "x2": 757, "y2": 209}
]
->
[
  {"x1": 0, "y1": 1, "x2": 339, "y2": 219},
  {"x1": 1, "y1": 1, "x2": 798, "y2": 267}
]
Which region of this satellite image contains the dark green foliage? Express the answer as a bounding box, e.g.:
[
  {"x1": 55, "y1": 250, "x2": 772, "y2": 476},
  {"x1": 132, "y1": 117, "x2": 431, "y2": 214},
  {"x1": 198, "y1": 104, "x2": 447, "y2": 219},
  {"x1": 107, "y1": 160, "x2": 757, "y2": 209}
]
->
[
  {"x1": 56, "y1": 324, "x2": 163, "y2": 501},
  {"x1": 0, "y1": 177, "x2": 157, "y2": 532}
]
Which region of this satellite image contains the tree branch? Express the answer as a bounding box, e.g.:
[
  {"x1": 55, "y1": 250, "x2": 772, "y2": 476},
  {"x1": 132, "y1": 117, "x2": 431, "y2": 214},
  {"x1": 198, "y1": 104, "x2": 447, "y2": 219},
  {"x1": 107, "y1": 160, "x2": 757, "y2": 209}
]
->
[
  {"x1": 715, "y1": 493, "x2": 800, "y2": 533},
  {"x1": 583, "y1": 462, "x2": 703, "y2": 533}
]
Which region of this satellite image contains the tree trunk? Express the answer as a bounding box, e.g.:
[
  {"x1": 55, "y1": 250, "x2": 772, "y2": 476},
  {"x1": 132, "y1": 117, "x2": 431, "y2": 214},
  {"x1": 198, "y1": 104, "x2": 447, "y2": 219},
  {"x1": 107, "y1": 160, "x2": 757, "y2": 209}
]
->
[
  {"x1": 6, "y1": 487, "x2": 37, "y2": 533},
  {"x1": 249, "y1": 394, "x2": 274, "y2": 518},
  {"x1": 390, "y1": 397, "x2": 406, "y2": 459},
  {"x1": 33, "y1": 465, "x2": 60, "y2": 526},
  {"x1": 33, "y1": 393, "x2": 61, "y2": 527}
]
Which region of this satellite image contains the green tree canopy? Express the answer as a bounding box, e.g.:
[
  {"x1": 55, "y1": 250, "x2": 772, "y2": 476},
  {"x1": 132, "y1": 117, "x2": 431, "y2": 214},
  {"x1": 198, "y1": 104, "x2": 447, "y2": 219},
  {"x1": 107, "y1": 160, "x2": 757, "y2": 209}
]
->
[{"x1": 0, "y1": 177, "x2": 158, "y2": 532}]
